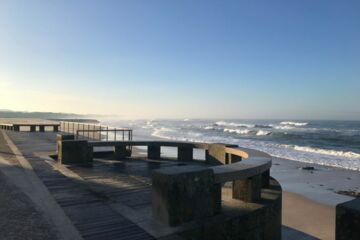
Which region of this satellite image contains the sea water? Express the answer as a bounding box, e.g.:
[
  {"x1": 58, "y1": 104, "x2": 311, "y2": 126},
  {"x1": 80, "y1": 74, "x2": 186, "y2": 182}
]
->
[{"x1": 100, "y1": 119, "x2": 360, "y2": 171}]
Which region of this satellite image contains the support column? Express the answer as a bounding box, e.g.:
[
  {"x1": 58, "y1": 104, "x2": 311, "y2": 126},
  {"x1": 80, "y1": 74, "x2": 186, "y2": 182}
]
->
[
  {"x1": 232, "y1": 174, "x2": 262, "y2": 202},
  {"x1": 53, "y1": 125, "x2": 59, "y2": 132},
  {"x1": 177, "y1": 146, "x2": 193, "y2": 161},
  {"x1": 152, "y1": 166, "x2": 219, "y2": 226},
  {"x1": 30, "y1": 125, "x2": 36, "y2": 132},
  {"x1": 58, "y1": 140, "x2": 92, "y2": 165},
  {"x1": 114, "y1": 145, "x2": 127, "y2": 159},
  {"x1": 262, "y1": 169, "x2": 270, "y2": 188},
  {"x1": 39, "y1": 126, "x2": 45, "y2": 132},
  {"x1": 148, "y1": 145, "x2": 161, "y2": 159}
]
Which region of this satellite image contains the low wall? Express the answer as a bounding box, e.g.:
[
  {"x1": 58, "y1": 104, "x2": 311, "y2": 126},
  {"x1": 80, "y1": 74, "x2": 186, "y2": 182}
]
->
[{"x1": 336, "y1": 197, "x2": 360, "y2": 240}]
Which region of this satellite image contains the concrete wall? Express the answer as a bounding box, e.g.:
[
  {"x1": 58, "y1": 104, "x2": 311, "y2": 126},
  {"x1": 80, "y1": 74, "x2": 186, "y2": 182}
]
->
[
  {"x1": 336, "y1": 197, "x2": 360, "y2": 240},
  {"x1": 173, "y1": 178, "x2": 282, "y2": 240}
]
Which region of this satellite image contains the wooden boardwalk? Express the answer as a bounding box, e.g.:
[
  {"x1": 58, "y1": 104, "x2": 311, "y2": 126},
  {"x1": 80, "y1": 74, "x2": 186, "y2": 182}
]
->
[{"x1": 4, "y1": 131, "x2": 159, "y2": 240}]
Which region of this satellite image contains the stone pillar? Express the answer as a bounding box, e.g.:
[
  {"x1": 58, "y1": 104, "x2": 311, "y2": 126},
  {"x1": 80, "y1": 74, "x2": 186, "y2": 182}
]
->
[
  {"x1": 336, "y1": 198, "x2": 360, "y2": 240},
  {"x1": 56, "y1": 134, "x2": 75, "y2": 154},
  {"x1": 148, "y1": 145, "x2": 161, "y2": 159},
  {"x1": 232, "y1": 174, "x2": 262, "y2": 202},
  {"x1": 114, "y1": 145, "x2": 127, "y2": 159},
  {"x1": 152, "y1": 166, "x2": 219, "y2": 226},
  {"x1": 177, "y1": 146, "x2": 193, "y2": 161},
  {"x1": 30, "y1": 125, "x2": 36, "y2": 132},
  {"x1": 14, "y1": 125, "x2": 20, "y2": 131},
  {"x1": 58, "y1": 140, "x2": 92, "y2": 165},
  {"x1": 262, "y1": 170, "x2": 270, "y2": 188},
  {"x1": 53, "y1": 125, "x2": 59, "y2": 132},
  {"x1": 39, "y1": 126, "x2": 45, "y2": 132},
  {"x1": 206, "y1": 144, "x2": 227, "y2": 165}
]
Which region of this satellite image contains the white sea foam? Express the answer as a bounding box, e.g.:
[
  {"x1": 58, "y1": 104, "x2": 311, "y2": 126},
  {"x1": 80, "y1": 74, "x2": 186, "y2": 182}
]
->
[
  {"x1": 273, "y1": 125, "x2": 295, "y2": 130},
  {"x1": 256, "y1": 130, "x2": 272, "y2": 136},
  {"x1": 151, "y1": 127, "x2": 175, "y2": 139},
  {"x1": 292, "y1": 145, "x2": 360, "y2": 158},
  {"x1": 280, "y1": 121, "x2": 308, "y2": 126},
  {"x1": 204, "y1": 126, "x2": 214, "y2": 130},
  {"x1": 224, "y1": 128, "x2": 250, "y2": 134},
  {"x1": 215, "y1": 121, "x2": 254, "y2": 128}
]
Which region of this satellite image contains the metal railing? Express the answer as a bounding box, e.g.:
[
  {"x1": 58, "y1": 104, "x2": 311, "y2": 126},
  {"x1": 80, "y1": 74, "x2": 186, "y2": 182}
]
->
[{"x1": 60, "y1": 121, "x2": 132, "y2": 141}]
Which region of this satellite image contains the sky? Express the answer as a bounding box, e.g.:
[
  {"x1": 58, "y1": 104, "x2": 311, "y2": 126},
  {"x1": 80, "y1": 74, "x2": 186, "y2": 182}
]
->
[{"x1": 0, "y1": 0, "x2": 359, "y2": 120}]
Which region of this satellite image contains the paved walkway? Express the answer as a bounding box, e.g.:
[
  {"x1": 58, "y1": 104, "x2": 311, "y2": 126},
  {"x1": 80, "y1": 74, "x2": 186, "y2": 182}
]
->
[
  {"x1": 0, "y1": 130, "x2": 329, "y2": 240},
  {"x1": 2, "y1": 131, "x2": 157, "y2": 240}
]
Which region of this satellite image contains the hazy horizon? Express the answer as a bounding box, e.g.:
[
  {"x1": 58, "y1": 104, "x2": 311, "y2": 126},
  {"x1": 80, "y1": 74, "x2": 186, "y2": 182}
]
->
[{"x1": 1, "y1": 1, "x2": 359, "y2": 120}]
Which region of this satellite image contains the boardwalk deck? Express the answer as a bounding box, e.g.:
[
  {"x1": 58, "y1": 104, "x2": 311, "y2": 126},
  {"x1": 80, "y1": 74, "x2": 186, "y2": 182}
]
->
[{"x1": 4, "y1": 131, "x2": 161, "y2": 240}]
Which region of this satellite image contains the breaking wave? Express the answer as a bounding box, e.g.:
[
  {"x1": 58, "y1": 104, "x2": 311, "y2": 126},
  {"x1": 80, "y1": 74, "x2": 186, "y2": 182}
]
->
[
  {"x1": 280, "y1": 121, "x2": 308, "y2": 126},
  {"x1": 215, "y1": 121, "x2": 254, "y2": 128},
  {"x1": 284, "y1": 145, "x2": 360, "y2": 159}
]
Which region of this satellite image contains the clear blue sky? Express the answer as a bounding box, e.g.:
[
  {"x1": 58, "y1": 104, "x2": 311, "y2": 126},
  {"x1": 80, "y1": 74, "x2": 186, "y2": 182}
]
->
[{"x1": 0, "y1": 0, "x2": 359, "y2": 119}]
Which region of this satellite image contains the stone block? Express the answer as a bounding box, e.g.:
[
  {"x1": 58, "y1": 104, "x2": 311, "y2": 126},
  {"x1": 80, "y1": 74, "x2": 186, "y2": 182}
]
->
[
  {"x1": 206, "y1": 144, "x2": 227, "y2": 165},
  {"x1": 114, "y1": 145, "x2": 127, "y2": 159},
  {"x1": 177, "y1": 146, "x2": 193, "y2": 161},
  {"x1": 56, "y1": 134, "x2": 75, "y2": 153},
  {"x1": 58, "y1": 140, "x2": 92, "y2": 165},
  {"x1": 262, "y1": 170, "x2": 270, "y2": 188},
  {"x1": 232, "y1": 174, "x2": 262, "y2": 202},
  {"x1": 148, "y1": 145, "x2": 161, "y2": 159},
  {"x1": 152, "y1": 165, "x2": 219, "y2": 226},
  {"x1": 336, "y1": 197, "x2": 360, "y2": 240}
]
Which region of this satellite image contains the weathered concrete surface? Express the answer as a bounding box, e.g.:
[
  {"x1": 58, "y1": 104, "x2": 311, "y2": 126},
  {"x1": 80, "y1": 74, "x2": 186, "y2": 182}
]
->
[
  {"x1": 152, "y1": 165, "x2": 218, "y2": 226},
  {"x1": 336, "y1": 197, "x2": 360, "y2": 240},
  {"x1": 177, "y1": 146, "x2": 193, "y2": 161},
  {"x1": 4, "y1": 131, "x2": 155, "y2": 240},
  {"x1": 233, "y1": 174, "x2": 262, "y2": 202},
  {"x1": 206, "y1": 144, "x2": 226, "y2": 165},
  {"x1": 114, "y1": 145, "x2": 128, "y2": 159},
  {"x1": 58, "y1": 140, "x2": 92, "y2": 164},
  {"x1": 0, "y1": 170, "x2": 60, "y2": 240},
  {"x1": 148, "y1": 145, "x2": 161, "y2": 159},
  {"x1": 173, "y1": 178, "x2": 282, "y2": 240},
  {"x1": 0, "y1": 131, "x2": 82, "y2": 240}
]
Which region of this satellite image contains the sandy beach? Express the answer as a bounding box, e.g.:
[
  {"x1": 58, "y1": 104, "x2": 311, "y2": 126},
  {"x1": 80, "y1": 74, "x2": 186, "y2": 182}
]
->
[{"x1": 272, "y1": 156, "x2": 359, "y2": 239}]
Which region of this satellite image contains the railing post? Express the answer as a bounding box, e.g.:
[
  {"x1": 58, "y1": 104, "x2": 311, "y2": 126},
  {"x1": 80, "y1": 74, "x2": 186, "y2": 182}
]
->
[
  {"x1": 178, "y1": 146, "x2": 193, "y2": 161},
  {"x1": 148, "y1": 144, "x2": 161, "y2": 159},
  {"x1": 232, "y1": 174, "x2": 262, "y2": 202},
  {"x1": 262, "y1": 169, "x2": 270, "y2": 188},
  {"x1": 106, "y1": 126, "x2": 108, "y2": 141},
  {"x1": 30, "y1": 125, "x2": 36, "y2": 132}
]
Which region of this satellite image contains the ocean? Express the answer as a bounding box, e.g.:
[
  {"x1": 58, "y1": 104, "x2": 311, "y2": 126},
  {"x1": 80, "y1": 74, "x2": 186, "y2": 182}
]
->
[{"x1": 99, "y1": 119, "x2": 360, "y2": 171}]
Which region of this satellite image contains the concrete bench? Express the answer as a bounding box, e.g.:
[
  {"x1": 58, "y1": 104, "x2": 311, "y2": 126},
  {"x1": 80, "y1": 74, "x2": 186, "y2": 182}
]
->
[{"x1": 55, "y1": 134, "x2": 279, "y2": 239}]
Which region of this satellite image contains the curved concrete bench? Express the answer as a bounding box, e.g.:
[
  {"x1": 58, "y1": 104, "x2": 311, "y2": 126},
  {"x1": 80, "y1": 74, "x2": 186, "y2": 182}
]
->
[{"x1": 56, "y1": 135, "x2": 280, "y2": 239}]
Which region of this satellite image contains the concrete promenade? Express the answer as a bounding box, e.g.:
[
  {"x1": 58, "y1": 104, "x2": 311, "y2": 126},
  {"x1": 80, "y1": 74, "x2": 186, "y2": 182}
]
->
[{"x1": 0, "y1": 130, "x2": 331, "y2": 240}]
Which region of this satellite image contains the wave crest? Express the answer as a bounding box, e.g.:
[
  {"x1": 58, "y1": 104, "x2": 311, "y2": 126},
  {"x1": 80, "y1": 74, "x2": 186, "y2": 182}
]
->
[
  {"x1": 215, "y1": 121, "x2": 254, "y2": 128},
  {"x1": 286, "y1": 145, "x2": 360, "y2": 158},
  {"x1": 280, "y1": 121, "x2": 308, "y2": 126}
]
